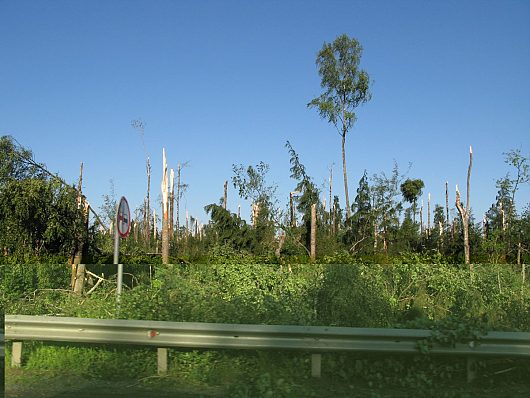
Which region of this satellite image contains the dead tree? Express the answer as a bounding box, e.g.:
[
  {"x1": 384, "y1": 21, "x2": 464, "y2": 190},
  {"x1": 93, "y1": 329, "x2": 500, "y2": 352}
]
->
[
  {"x1": 71, "y1": 162, "x2": 85, "y2": 290},
  {"x1": 289, "y1": 191, "x2": 300, "y2": 228},
  {"x1": 176, "y1": 163, "x2": 182, "y2": 240},
  {"x1": 310, "y1": 203, "x2": 317, "y2": 261},
  {"x1": 420, "y1": 200, "x2": 424, "y2": 236},
  {"x1": 175, "y1": 162, "x2": 189, "y2": 241},
  {"x1": 132, "y1": 119, "x2": 151, "y2": 246},
  {"x1": 455, "y1": 146, "x2": 473, "y2": 266},
  {"x1": 73, "y1": 264, "x2": 86, "y2": 295},
  {"x1": 146, "y1": 157, "x2": 152, "y2": 246},
  {"x1": 445, "y1": 181, "x2": 451, "y2": 239},
  {"x1": 427, "y1": 193, "x2": 431, "y2": 238},
  {"x1": 223, "y1": 180, "x2": 228, "y2": 210},
  {"x1": 169, "y1": 168, "x2": 175, "y2": 239},
  {"x1": 329, "y1": 165, "x2": 333, "y2": 229},
  {"x1": 161, "y1": 149, "x2": 169, "y2": 264}
]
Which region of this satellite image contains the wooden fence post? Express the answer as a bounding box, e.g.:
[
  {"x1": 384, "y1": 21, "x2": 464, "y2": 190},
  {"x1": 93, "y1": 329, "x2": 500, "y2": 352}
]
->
[
  {"x1": 311, "y1": 353, "x2": 321, "y2": 378},
  {"x1": 157, "y1": 348, "x2": 168, "y2": 374},
  {"x1": 12, "y1": 342, "x2": 22, "y2": 368}
]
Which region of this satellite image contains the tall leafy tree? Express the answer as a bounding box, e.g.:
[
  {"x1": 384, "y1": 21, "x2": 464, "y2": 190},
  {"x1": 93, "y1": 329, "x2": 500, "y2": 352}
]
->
[{"x1": 308, "y1": 34, "x2": 372, "y2": 219}]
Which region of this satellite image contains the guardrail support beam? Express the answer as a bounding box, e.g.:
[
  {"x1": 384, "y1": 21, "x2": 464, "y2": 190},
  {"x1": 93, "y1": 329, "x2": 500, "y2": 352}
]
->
[
  {"x1": 311, "y1": 353, "x2": 321, "y2": 378},
  {"x1": 466, "y1": 357, "x2": 476, "y2": 383},
  {"x1": 12, "y1": 342, "x2": 22, "y2": 368},
  {"x1": 157, "y1": 348, "x2": 168, "y2": 374}
]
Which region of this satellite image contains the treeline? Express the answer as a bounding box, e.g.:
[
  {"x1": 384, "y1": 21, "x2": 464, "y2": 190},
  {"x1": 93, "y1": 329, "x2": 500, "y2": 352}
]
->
[{"x1": 1, "y1": 135, "x2": 529, "y2": 265}]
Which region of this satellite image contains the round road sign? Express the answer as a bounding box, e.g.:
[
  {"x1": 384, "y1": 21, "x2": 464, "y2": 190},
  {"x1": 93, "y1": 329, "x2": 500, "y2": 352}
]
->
[{"x1": 116, "y1": 196, "x2": 131, "y2": 238}]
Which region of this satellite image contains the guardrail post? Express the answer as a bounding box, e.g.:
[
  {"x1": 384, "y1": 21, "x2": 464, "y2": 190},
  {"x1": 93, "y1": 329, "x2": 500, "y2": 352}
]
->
[
  {"x1": 311, "y1": 353, "x2": 321, "y2": 378},
  {"x1": 466, "y1": 357, "x2": 476, "y2": 383},
  {"x1": 157, "y1": 348, "x2": 168, "y2": 374},
  {"x1": 12, "y1": 342, "x2": 22, "y2": 368}
]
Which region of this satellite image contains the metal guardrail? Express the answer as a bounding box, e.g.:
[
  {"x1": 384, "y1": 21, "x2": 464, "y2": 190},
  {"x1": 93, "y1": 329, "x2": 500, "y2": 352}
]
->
[{"x1": 4, "y1": 315, "x2": 530, "y2": 380}]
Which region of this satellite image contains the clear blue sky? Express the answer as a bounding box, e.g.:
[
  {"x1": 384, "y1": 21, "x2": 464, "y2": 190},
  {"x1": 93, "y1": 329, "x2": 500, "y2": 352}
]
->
[{"x1": 1, "y1": 0, "x2": 529, "y2": 228}]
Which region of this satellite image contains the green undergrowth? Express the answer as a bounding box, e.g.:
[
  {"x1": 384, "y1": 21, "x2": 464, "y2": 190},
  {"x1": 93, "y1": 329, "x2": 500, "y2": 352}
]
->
[
  {"x1": 3, "y1": 261, "x2": 530, "y2": 395},
  {"x1": 4, "y1": 345, "x2": 530, "y2": 397}
]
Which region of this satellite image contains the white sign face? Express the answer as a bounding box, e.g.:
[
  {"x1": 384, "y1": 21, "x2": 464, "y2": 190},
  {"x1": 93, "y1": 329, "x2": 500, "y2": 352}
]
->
[{"x1": 116, "y1": 196, "x2": 131, "y2": 238}]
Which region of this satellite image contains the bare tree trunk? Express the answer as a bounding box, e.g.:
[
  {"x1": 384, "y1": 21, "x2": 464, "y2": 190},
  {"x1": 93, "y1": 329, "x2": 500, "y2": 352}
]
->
[
  {"x1": 146, "y1": 157, "x2": 151, "y2": 246},
  {"x1": 445, "y1": 181, "x2": 450, "y2": 233},
  {"x1": 185, "y1": 209, "x2": 189, "y2": 241},
  {"x1": 237, "y1": 204, "x2": 241, "y2": 218},
  {"x1": 420, "y1": 200, "x2": 424, "y2": 236},
  {"x1": 455, "y1": 146, "x2": 473, "y2": 266},
  {"x1": 71, "y1": 162, "x2": 84, "y2": 288},
  {"x1": 373, "y1": 221, "x2": 378, "y2": 250},
  {"x1": 427, "y1": 192, "x2": 431, "y2": 238},
  {"x1": 161, "y1": 149, "x2": 169, "y2": 264},
  {"x1": 341, "y1": 133, "x2": 351, "y2": 219},
  {"x1": 153, "y1": 209, "x2": 157, "y2": 240},
  {"x1": 169, "y1": 168, "x2": 174, "y2": 239},
  {"x1": 329, "y1": 165, "x2": 333, "y2": 229},
  {"x1": 252, "y1": 203, "x2": 260, "y2": 227},
  {"x1": 383, "y1": 215, "x2": 388, "y2": 253},
  {"x1": 223, "y1": 180, "x2": 228, "y2": 210},
  {"x1": 290, "y1": 192, "x2": 296, "y2": 228},
  {"x1": 310, "y1": 203, "x2": 317, "y2": 261},
  {"x1": 331, "y1": 202, "x2": 337, "y2": 235},
  {"x1": 500, "y1": 201, "x2": 506, "y2": 232},
  {"x1": 176, "y1": 163, "x2": 181, "y2": 240},
  {"x1": 276, "y1": 233, "x2": 286, "y2": 257},
  {"x1": 143, "y1": 198, "x2": 147, "y2": 243},
  {"x1": 73, "y1": 264, "x2": 85, "y2": 295}
]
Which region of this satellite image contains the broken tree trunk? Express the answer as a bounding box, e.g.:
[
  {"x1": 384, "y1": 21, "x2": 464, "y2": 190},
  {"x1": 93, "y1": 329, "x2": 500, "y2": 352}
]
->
[
  {"x1": 276, "y1": 233, "x2": 286, "y2": 257},
  {"x1": 169, "y1": 168, "x2": 174, "y2": 239},
  {"x1": 445, "y1": 181, "x2": 450, "y2": 235},
  {"x1": 427, "y1": 192, "x2": 431, "y2": 238},
  {"x1": 73, "y1": 264, "x2": 86, "y2": 295},
  {"x1": 176, "y1": 163, "x2": 181, "y2": 240},
  {"x1": 223, "y1": 180, "x2": 228, "y2": 210},
  {"x1": 455, "y1": 146, "x2": 473, "y2": 266},
  {"x1": 145, "y1": 156, "x2": 152, "y2": 246},
  {"x1": 161, "y1": 149, "x2": 169, "y2": 264},
  {"x1": 310, "y1": 203, "x2": 317, "y2": 261},
  {"x1": 71, "y1": 162, "x2": 85, "y2": 289},
  {"x1": 329, "y1": 165, "x2": 333, "y2": 229},
  {"x1": 420, "y1": 200, "x2": 424, "y2": 236}
]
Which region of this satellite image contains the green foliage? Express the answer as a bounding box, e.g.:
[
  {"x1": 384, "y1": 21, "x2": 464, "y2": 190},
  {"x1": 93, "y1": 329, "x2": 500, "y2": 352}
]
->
[
  {"x1": 204, "y1": 204, "x2": 255, "y2": 251},
  {"x1": 23, "y1": 344, "x2": 155, "y2": 379},
  {"x1": 0, "y1": 136, "x2": 87, "y2": 258},
  {"x1": 308, "y1": 34, "x2": 371, "y2": 135},
  {"x1": 344, "y1": 170, "x2": 373, "y2": 254},
  {"x1": 285, "y1": 140, "x2": 320, "y2": 250},
  {"x1": 4, "y1": 260, "x2": 530, "y2": 395}
]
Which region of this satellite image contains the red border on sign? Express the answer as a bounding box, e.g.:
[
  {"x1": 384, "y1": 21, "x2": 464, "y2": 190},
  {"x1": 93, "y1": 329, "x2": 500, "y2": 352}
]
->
[{"x1": 116, "y1": 196, "x2": 131, "y2": 238}]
